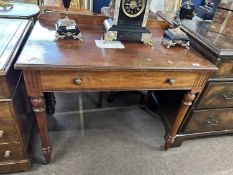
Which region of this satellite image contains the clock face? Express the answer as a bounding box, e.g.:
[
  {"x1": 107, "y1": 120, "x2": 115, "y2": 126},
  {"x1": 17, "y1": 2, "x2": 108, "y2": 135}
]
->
[{"x1": 121, "y1": 0, "x2": 146, "y2": 18}]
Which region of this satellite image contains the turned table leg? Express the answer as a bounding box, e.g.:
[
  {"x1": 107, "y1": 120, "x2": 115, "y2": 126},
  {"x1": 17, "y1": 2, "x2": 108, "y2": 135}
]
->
[
  {"x1": 164, "y1": 91, "x2": 196, "y2": 150},
  {"x1": 31, "y1": 96, "x2": 52, "y2": 163}
]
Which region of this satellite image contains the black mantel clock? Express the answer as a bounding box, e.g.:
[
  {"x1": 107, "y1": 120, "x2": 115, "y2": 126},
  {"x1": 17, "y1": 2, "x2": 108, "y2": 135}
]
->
[{"x1": 104, "y1": 0, "x2": 153, "y2": 46}]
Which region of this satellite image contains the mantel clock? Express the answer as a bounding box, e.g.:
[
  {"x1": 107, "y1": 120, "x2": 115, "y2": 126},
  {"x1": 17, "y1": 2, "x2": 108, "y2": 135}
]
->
[{"x1": 104, "y1": 0, "x2": 153, "y2": 46}]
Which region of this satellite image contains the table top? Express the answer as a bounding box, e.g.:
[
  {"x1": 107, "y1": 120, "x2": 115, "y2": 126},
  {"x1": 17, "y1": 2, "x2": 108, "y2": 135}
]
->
[
  {"x1": 0, "y1": 18, "x2": 31, "y2": 75},
  {"x1": 0, "y1": 3, "x2": 40, "y2": 19},
  {"x1": 15, "y1": 13, "x2": 217, "y2": 72},
  {"x1": 182, "y1": 20, "x2": 233, "y2": 56}
]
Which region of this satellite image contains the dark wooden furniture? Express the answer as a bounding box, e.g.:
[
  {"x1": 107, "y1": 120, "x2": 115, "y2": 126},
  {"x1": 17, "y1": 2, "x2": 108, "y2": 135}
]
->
[
  {"x1": 209, "y1": 0, "x2": 233, "y2": 37},
  {"x1": 0, "y1": 2, "x2": 40, "y2": 20},
  {"x1": 0, "y1": 19, "x2": 34, "y2": 174},
  {"x1": 161, "y1": 20, "x2": 233, "y2": 147},
  {"x1": 14, "y1": 13, "x2": 217, "y2": 163}
]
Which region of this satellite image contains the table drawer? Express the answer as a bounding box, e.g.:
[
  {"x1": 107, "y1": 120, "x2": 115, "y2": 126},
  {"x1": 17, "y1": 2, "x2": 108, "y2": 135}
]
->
[
  {"x1": 0, "y1": 143, "x2": 24, "y2": 161},
  {"x1": 184, "y1": 108, "x2": 233, "y2": 134},
  {"x1": 0, "y1": 102, "x2": 12, "y2": 120},
  {"x1": 41, "y1": 71, "x2": 199, "y2": 91},
  {"x1": 197, "y1": 82, "x2": 233, "y2": 109},
  {"x1": 0, "y1": 121, "x2": 18, "y2": 143},
  {"x1": 214, "y1": 62, "x2": 233, "y2": 78}
]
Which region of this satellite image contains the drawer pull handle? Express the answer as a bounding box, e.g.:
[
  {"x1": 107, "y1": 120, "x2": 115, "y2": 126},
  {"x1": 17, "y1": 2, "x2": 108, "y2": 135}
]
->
[
  {"x1": 0, "y1": 130, "x2": 4, "y2": 138},
  {"x1": 4, "y1": 150, "x2": 11, "y2": 158},
  {"x1": 206, "y1": 118, "x2": 219, "y2": 126},
  {"x1": 222, "y1": 90, "x2": 233, "y2": 100},
  {"x1": 168, "y1": 78, "x2": 176, "y2": 85},
  {"x1": 74, "y1": 77, "x2": 82, "y2": 85}
]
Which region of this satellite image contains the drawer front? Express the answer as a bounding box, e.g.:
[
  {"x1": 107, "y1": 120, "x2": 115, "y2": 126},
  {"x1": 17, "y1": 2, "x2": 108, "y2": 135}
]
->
[
  {"x1": 0, "y1": 121, "x2": 18, "y2": 143},
  {"x1": 0, "y1": 143, "x2": 24, "y2": 161},
  {"x1": 0, "y1": 70, "x2": 21, "y2": 99},
  {"x1": 41, "y1": 71, "x2": 199, "y2": 91},
  {"x1": 184, "y1": 108, "x2": 233, "y2": 134},
  {"x1": 0, "y1": 102, "x2": 12, "y2": 120},
  {"x1": 197, "y1": 82, "x2": 233, "y2": 109},
  {"x1": 0, "y1": 78, "x2": 7, "y2": 99},
  {"x1": 214, "y1": 62, "x2": 233, "y2": 78}
]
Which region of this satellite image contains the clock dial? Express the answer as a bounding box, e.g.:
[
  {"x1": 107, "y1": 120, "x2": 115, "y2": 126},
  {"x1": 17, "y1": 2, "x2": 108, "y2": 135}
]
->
[{"x1": 122, "y1": 0, "x2": 146, "y2": 18}]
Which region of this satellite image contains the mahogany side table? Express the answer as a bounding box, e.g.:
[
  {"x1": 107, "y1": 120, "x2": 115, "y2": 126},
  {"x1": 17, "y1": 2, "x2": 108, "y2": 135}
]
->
[{"x1": 15, "y1": 13, "x2": 217, "y2": 163}]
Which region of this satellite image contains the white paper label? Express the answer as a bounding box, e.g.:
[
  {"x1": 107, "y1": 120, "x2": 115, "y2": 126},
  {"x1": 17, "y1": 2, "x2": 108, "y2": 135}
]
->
[
  {"x1": 95, "y1": 40, "x2": 125, "y2": 49},
  {"x1": 66, "y1": 26, "x2": 76, "y2": 30}
]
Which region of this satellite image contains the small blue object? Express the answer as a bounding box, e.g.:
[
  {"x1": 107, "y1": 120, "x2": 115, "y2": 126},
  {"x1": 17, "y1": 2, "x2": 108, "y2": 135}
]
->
[{"x1": 93, "y1": 0, "x2": 110, "y2": 14}]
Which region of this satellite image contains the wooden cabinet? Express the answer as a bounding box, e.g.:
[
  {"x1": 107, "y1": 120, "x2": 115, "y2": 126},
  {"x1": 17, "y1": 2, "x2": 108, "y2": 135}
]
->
[
  {"x1": 214, "y1": 61, "x2": 233, "y2": 78},
  {"x1": 196, "y1": 82, "x2": 233, "y2": 109},
  {"x1": 0, "y1": 19, "x2": 34, "y2": 174},
  {"x1": 166, "y1": 20, "x2": 233, "y2": 146},
  {"x1": 151, "y1": 10, "x2": 233, "y2": 147},
  {"x1": 184, "y1": 108, "x2": 233, "y2": 134}
]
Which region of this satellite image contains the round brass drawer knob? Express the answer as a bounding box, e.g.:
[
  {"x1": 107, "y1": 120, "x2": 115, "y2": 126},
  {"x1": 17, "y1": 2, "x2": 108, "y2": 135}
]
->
[
  {"x1": 74, "y1": 77, "x2": 82, "y2": 85},
  {"x1": 4, "y1": 150, "x2": 11, "y2": 158},
  {"x1": 168, "y1": 78, "x2": 176, "y2": 85},
  {"x1": 0, "y1": 131, "x2": 4, "y2": 138}
]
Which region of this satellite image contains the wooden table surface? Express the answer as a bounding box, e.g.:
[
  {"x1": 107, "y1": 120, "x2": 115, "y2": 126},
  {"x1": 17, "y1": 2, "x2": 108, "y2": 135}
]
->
[
  {"x1": 15, "y1": 13, "x2": 217, "y2": 163},
  {"x1": 15, "y1": 13, "x2": 216, "y2": 71}
]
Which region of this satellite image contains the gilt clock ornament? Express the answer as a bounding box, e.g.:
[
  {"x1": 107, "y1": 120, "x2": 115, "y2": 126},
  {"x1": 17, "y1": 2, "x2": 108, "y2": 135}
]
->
[
  {"x1": 55, "y1": 0, "x2": 83, "y2": 41},
  {"x1": 104, "y1": 0, "x2": 153, "y2": 46}
]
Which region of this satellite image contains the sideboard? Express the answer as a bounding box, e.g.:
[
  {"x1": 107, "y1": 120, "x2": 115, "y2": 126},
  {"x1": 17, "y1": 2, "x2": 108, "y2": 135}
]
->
[
  {"x1": 168, "y1": 20, "x2": 233, "y2": 147},
  {"x1": 0, "y1": 18, "x2": 34, "y2": 174},
  {"x1": 153, "y1": 20, "x2": 233, "y2": 147}
]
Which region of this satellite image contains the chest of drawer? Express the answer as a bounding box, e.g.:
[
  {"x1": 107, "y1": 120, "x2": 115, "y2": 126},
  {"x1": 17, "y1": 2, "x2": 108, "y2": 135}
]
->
[
  {"x1": 41, "y1": 71, "x2": 199, "y2": 91},
  {"x1": 0, "y1": 68, "x2": 21, "y2": 99},
  {"x1": 0, "y1": 102, "x2": 12, "y2": 120},
  {"x1": 184, "y1": 108, "x2": 233, "y2": 134},
  {"x1": 214, "y1": 62, "x2": 233, "y2": 78},
  {"x1": 0, "y1": 143, "x2": 24, "y2": 161},
  {"x1": 197, "y1": 82, "x2": 233, "y2": 109},
  {"x1": 0, "y1": 121, "x2": 18, "y2": 143}
]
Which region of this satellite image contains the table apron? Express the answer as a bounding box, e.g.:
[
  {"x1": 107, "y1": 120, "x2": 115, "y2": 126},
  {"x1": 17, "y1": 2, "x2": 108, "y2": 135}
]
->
[{"x1": 39, "y1": 70, "x2": 201, "y2": 91}]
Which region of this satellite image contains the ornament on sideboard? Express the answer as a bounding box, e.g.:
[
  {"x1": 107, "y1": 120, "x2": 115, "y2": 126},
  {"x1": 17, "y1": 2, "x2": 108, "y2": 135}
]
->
[
  {"x1": 162, "y1": 27, "x2": 190, "y2": 49},
  {"x1": 158, "y1": 1, "x2": 192, "y2": 49},
  {"x1": 55, "y1": 0, "x2": 83, "y2": 41},
  {"x1": 173, "y1": 0, "x2": 195, "y2": 26},
  {"x1": 0, "y1": 0, "x2": 13, "y2": 9},
  {"x1": 179, "y1": 0, "x2": 195, "y2": 20},
  {"x1": 103, "y1": 0, "x2": 153, "y2": 46}
]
